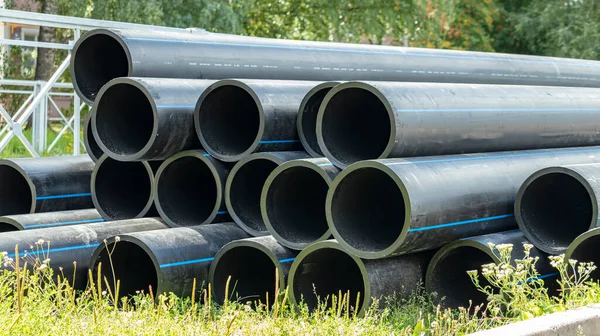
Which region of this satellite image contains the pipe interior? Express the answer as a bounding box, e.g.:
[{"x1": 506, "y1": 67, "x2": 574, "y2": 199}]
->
[
  {"x1": 198, "y1": 86, "x2": 259, "y2": 157},
  {"x1": 0, "y1": 221, "x2": 19, "y2": 233},
  {"x1": 0, "y1": 166, "x2": 32, "y2": 215},
  {"x1": 429, "y1": 246, "x2": 492, "y2": 308},
  {"x1": 520, "y1": 173, "x2": 593, "y2": 252},
  {"x1": 94, "y1": 159, "x2": 152, "y2": 219},
  {"x1": 292, "y1": 248, "x2": 364, "y2": 312},
  {"x1": 85, "y1": 115, "x2": 104, "y2": 160},
  {"x1": 265, "y1": 167, "x2": 329, "y2": 244},
  {"x1": 320, "y1": 88, "x2": 390, "y2": 165},
  {"x1": 301, "y1": 88, "x2": 332, "y2": 156},
  {"x1": 93, "y1": 241, "x2": 157, "y2": 297},
  {"x1": 229, "y1": 159, "x2": 278, "y2": 232},
  {"x1": 157, "y1": 157, "x2": 217, "y2": 226},
  {"x1": 331, "y1": 167, "x2": 404, "y2": 253},
  {"x1": 73, "y1": 34, "x2": 128, "y2": 102},
  {"x1": 212, "y1": 246, "x2": 277, "y2": 305},
  {"x1": 95, "y1": 83, "x2": 154, "y2": 156},
  {"x1": 569, "y1": 235, "x2": 600, "y2": 281}
]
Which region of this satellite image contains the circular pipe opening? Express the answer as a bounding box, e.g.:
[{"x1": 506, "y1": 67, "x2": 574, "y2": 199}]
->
[
  {"x1": 319, "y1": 87, "x2": 391, "y2": 167},
  {"x1": 329, "y1": 166, "x2": 405, "y2": 254},
  {"x1": 0, "y1": 165, "x2": 33, "y2": 215},
  {"x1": 93, "y1": 241, "x2": 158, "y2": 297},
  {"x1": 518, "y1": 172, "x2": 593, "y2": 253},
  {"x1": 72, "y1": 32, "x2": 129, "y2": 102},
  {"x1": 156, "y1": 156, "x2": 218, "y2": 226},
  {"x1": 299, "y1": 87, "x2": 334, "y2": 157},
  {"x1": 92, "y1": 157, "x2": 153, "y2": 220},
  {"x1": 227, "y1": 159, "x2": 278, "y2": 234},
  {"x1": 197, "y1": 85, "x2": 260, "y2": 159},
  {"x1": 568, "y1": 234, "x2": 600, "y2": 280},
  {"x1": 94, "y1": 82, "x2": 155, "y2": 157},
  {"x1": 84, "y1": 112, "x2": 103, "y2": 161},
  {"x1": 264, "y1": 166, "x2": 329, "y2": 248},
  {"x1": 212, "y1": 246, "x2": 278, "y2": 305},
  {"x1": 0, "y1": 220, "x2": 20, "y2": 232}
]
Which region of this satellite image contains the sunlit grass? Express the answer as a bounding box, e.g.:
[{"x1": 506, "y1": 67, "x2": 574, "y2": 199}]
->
[{"x1": 0, "y1": 123, "x2": 86, "y2": 158}]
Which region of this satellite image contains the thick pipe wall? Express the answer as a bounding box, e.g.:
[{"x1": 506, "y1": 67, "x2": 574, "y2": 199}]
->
[
  {"x1": 154, "y1": 150, "x2": 232, "y2": 227},
  {"x1": 195, "y1": 79, "x2": 316, "y2": 162},
  {"x1": 262, "y1": 158, "x2": 340, "y2": 250},
  {"x1": 426, "y1": 230, "x2": 554, "y2": 308},
  {"x1": 89, "y1": 223, "x2": 249, "y2": 298},
  {"x1": 0, "y1": 155, "x2": 94, "y2": 216},
  {"x1": 327, "y1": 147, "x2": 600, "y2": 259},
  {"x1": 209, "y1": 235, "x2": 297, "y2": 305},
  {"x1": 84, "y1": 108, "x2": 103, "y2": 162},
  {"x1": 0, "y1": 218, "x2": 167, "y2": 290},
  {"x1": 318, "y1": 82, "x2": 600, "y2": 168},
  {"x1": 288, "y1": 240, "x2": 431, "y2": 316},
  {"x1": 0, "y1": 209, "x2": 103, "y2": 232},
  {"x1": 565, "y1": 227, "x2": 600, "y2": 281},
  {"x1": 92, "y1": 77, "x2": 215, "y2": 161},
  {"x1": 297, "y1": 82, "x2": 340, "y2": 157},
  {"x1": 516, "y1": 163, "x2": 600, "y2": 254},
  {"x1": 225, "y1": 151, "x2": 310, "y2": 236},
  {"x1": 72, "y1": 28, "x2": 600, "y2": 105}
]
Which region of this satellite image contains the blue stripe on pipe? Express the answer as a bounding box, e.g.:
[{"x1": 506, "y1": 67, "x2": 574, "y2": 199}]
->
[
  {"x1": 36, "y1": 193, "x2": 92, "y2": 200},
  {"x1": 24, "y1": 218, "x2": 105, "y2": 229},
  {"x1": 317, "y1": 163, "x2": 333, "y2": 167},
  {"x1": 7, "y1": 243, "x2": 100, "y2": 258},
  {"x1": 202, "y1": 153, "x2": 211, "y2": 157},
  {"x1": 407, "y1": 214, "x2": 514, "y2": 233},
  {"x1": 259, "y1": 140, "x2": 301, "y2": 144},
  {"x1": 123, "y1": 37, "x2": 600, "y2": 68},
  {"x1": 278, "y1": 258, "x2": 296, "y2": 263},
  {"x1": 159, "y1": 257, "x2": 214, "y2": 268},
  {"x1": 216, "y1": 211, "x2": 228, "y2": 215},
  {"x1": 155, "y1": 105, "x2": 196, "y2": 109},
  {"x1": 395, "y1": 107, "x2": 600, "y2": 113},
  {"x1": 517, "y1": 272, "x2": 560, "y2": 285}
]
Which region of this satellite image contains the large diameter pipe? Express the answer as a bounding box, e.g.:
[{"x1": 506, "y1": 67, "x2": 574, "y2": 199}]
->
[
  {"x1": 92, "y1": 77, "x2": 215, "y2": 161},
  {"x1": 225, "y1": 152, "x2": 311, "y2": 236},
  {"x1": 89, "y1": 223, "x2": 249, "y2": 298},
  {"x1": 565, "y1": 227, "x2": 600, "y2": 281},
  {"x1": 83, "y1": 108, "x2": 103, "y2": 162},
  {"x1": 91, "y1": 154, "x2": 161, "y2": 220},
  {"x1": 515, "y1": 163, "x2": 600, "y2": 254},
  {"x1": 0, "y1": 155, "x2": 94, "y2": 216},
  {"x1": 195, "y1": 79, "x2": 318, "y2": 162},
  {"x1": 209, "y1": 235, "x2": 297, "y2": 305},
  {"x1": 426, "y1": 230, "x2": 555, "y2": 309},
  {"x1": 71, "y1": 28, "x2": 600, "y2": 105},
  {"x1": 0, "y1": 209, "x2": 103, "y2": 232},
  {"x1": 262, "y1": 158, "x2": 341, "y2": 250},
  {"x1": 297, "y1": 82, "x2": 340, "y2": 157},
  {"x1": 0, "y1": 217, "x2": 167, "y2": 290},
  {"x1": 154, "y1": 150, "x2": 232, "y2": 227},
  {"x1": 288, "y1": 240, "x2": 431, "y2": 317},
  {"x1": 327, "y1": 147, "x2": 600, "y2": 259}
]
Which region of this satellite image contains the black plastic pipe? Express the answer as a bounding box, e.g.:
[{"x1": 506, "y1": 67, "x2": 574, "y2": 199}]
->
[
  {"x1": 515, "y1": 163, "x2": 600, "y2": 254},
  {"x1": 288, "y1": 240, "x2": 431, "y2": 316},
  {"x1": 0, "y1": 217, "x2": 167, "y2": 290},
  {"x1": 71, "y1": 28, "x2": 600, "y2": 105},
  {"x1": 91, "y1": 154, "x2": 161, "y2": 220},
  {"x1": 326, "y1": 146, "x2": 600, "y2": 259},
  {"x1": 565, "y1": 227, "x2": 600, "y2": 281},
  {"x1": 225, "y1": 151, "x2": 311, "y2": 236},
  {"x1": 83, "y1": 108, "x2": 103, "y2": 162},
  {"x1": 89, "y1": 223, "x2": 249, "y2": 298},
  {"x1": 426, "y1": 230, "x2": 555, "y2": 308},
  {"x1": 195, "y1": 79, "x2": 318, "y2": 162},
  {"x1": 91, "y1": 77, "x2": 215, "y2": 161},
  {"x1": 297, "y1": 82, "x2": 340, "y2": 157},
  {"x1": 0, "y1": 209, "x2": 103, "y2": 232},
  {"x1": 209, "y1": 235, "x2": 297, "y2": 305},
  {"x1": 154, "y1": 150, "x2": 232, "y2": 227},
  {"x1": 317, "y1": 82, "x2": 600, "y2": 168},
  {"x1": 262, "y1": 158, "x2": 341, "y2": 250},
  {"x1": 0, "y1": 155, "x2": 94, "y2": 216}
]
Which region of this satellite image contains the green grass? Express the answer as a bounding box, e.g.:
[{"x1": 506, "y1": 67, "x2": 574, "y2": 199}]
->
[{"x1": 0, "y1": 124, "x2": 86, "y2": 158}]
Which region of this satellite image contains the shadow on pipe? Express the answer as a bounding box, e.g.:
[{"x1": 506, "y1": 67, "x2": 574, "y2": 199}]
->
[
  {"x1": 0, "y1": 209, "x2": 103, "y2": 232},
  {"x1": 565, "y1": 228, "x2": 600, "y2": 281},
  {"x1": 84, "y1": 108, "x2": 103, "y2": 162},
  {"x1": 297, "y1": 82, "x2": 340, "y2": 157}
]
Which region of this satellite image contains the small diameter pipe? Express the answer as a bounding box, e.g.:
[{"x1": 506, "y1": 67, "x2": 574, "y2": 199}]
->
[
  {"x1": 426, "y1": 230, "x2": 555, "y2": 308},
  {"x1": 288, "y1": 240, "x2": 431, "y2": 317},
  {"x1": 154, "y1": 150, "x2": 232, "y2": 227},
  {"x1": 83, "y1": 108, "x2": 103, "y2": 162},
  {"x1": 262, "y1": 158, "x2": 340, "y2": 250},
  {"x1": 92, "y1": 77, "x2": 215, "y2": 161},
  {"x1": 565, "y1": 227, "x2": 600, "y2": 281},
  {"x1": 0, "y1": 155, "x2": 94, "y2": 216},
  {"x1": 0, "y1": 209, "x2": 103, "y2": 232},
  {"x1": 225, "y1": 151, "x2": 311, "y2": 236},
  {"x1": 317, "y1": 82, "x2": 600, "y2": 168},
  {"x1": 209, "y1": 235, "x2": 297, "y2": 305},
  {"x1": 326, "y1": 146, "x2": 600, "y2": 259},
  {"x1": 516, "y1": 163, "x2": 600, "y2": 254},
  {"x1": 297, "y1": 82, "x2": 340, "y2": 157},
  {"x1": 89, "y1": 223, "x2": 249, "y2": 298},
  {"x1": 195, "y1": 79, "x2": 318, "y2": 162},
  {"x1": 0, "y1": 217, "x2": 167, "y2": 290},
  {"x1": 91, "y1": 154, "x2": 161, "y2": 220}
]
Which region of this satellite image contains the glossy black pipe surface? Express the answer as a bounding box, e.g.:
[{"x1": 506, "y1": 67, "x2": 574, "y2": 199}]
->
[
  {"x1": 83, "y1": 108, "x2": 103, "y2": 162},
  {"x1": 0, "y1": 209, "x2": 103, "y2": 232}
]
